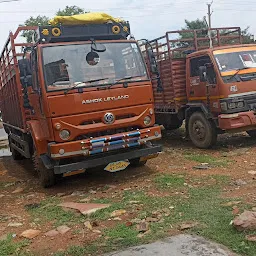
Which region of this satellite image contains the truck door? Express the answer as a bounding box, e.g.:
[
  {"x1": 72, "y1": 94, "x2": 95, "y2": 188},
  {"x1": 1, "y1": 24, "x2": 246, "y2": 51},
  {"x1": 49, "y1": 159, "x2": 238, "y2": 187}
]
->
[
  {"x1": 29, "y1": 49, "x2": 44, "y2": 117},
  {"x1": 188, "y1": 55, "x2": 220, "y2": 114}
]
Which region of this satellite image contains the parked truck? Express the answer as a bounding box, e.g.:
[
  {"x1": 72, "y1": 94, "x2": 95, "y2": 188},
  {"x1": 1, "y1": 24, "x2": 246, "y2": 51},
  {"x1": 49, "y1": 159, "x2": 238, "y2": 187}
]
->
[
  {"x1": 0, "y1": 20, "x2": 162, "y2": 187},
  {"x1": 142, "y1": 27, "x2": 256, "y2": 148}
]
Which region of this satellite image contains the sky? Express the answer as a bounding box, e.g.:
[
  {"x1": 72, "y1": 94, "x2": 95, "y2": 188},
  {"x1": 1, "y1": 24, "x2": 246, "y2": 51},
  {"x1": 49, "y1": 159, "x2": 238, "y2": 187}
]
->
[{"x1": 0, "y1": 0, "x2": 256, "y2": 49}]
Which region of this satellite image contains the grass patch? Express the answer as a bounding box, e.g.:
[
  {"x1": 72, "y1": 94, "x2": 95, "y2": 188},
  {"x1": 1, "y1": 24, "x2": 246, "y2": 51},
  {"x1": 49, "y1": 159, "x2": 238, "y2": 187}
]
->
[
  {"x1": 26, "y1": 197, "x2": 84, "y2": 227},
  {"x1": 154, "y1": 174, "x2": 185, "y2": 189},
  {"x1": 0, "y1": 234, "x2": 30, "y2": 256},
  {"x1": 54, "y1": 183, "x2": 256, "y2": 256},
  {"x1": 185, "y1": 153, "x2": 229, "y2": 167},
  {"x1": 104, "y1": 224, "x2": 139, "y2": 247}
]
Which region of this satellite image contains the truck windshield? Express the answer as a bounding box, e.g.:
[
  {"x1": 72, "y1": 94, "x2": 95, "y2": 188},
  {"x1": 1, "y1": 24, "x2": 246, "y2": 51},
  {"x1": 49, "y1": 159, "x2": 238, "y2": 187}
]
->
[
  {"x1": 42, "y1": 42, "x2": 148, "y2": 91},
  {"x1": 214, "y1": 48, "x2": 256, "y2": 73}
]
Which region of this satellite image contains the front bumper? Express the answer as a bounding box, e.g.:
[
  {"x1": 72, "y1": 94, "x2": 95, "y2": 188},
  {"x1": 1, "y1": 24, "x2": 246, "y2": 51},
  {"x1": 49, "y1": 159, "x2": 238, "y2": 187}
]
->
[
  {"x1": 53, "y1": 143, "x2": 162, "y2": 174},
  {"x1": 49, "y1": 126, "x2": 161, "y2": 159},
  {"x1": 45, "y1": 126, "x2": 162, "y2": 174},
  {"x1": 218, "y1": 111, "x2": 256, "y2": 131}
]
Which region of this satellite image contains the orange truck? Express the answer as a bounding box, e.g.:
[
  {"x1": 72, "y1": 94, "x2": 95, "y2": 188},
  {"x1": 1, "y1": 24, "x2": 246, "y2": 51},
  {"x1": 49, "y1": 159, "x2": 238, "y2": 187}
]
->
[
  {"x1": 0, "y1": 22, "x2": 162, "y2": 187},
  {"x1": 142, "y1": 27, "x2": 256, "y2": 148}
]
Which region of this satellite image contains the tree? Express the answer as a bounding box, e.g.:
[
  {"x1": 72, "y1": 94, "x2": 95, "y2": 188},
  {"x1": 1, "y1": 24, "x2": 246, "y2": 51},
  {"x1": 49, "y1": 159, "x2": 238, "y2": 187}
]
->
[
  {"x1": 56, "y1": 5, "x2": 86, "y2": 16},
  {"x1": 21, "y1": 15, "x2": 49, "y2": 43},
  {"x1": 21, "y1": 5, "x2": 86, "y2": 42}
]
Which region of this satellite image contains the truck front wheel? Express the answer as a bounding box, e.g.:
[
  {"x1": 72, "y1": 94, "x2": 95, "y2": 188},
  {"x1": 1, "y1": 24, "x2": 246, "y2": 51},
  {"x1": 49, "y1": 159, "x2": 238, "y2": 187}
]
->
[
  {"x1": 130, "y1": 158, "x2": 147, "y2": 167},
  {"x1": 32, "y1": 152, "x2": 55, "y2": 188},
  {"x1": 188, "y1": 112, "x2": 217, "y2": 149}
]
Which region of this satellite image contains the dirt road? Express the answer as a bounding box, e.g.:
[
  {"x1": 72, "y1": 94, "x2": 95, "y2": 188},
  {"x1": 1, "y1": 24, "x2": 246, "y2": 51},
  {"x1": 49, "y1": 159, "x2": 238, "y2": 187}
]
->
[{"x1": 0, "y1": 129, "x2": 255, "y2": 256}]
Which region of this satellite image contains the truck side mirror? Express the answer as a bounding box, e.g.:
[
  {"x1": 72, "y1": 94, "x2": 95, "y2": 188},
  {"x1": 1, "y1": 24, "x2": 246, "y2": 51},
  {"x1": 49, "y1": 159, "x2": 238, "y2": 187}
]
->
[
  {"x1": 199, "y1": 66, "x2": 207, "y2": 82},
  {"x1": 18, "y1": 59, "x2": 32, "y2": 87},
  {"x1": 147, "y1": 49, "x2": 158, "y2": 74}
]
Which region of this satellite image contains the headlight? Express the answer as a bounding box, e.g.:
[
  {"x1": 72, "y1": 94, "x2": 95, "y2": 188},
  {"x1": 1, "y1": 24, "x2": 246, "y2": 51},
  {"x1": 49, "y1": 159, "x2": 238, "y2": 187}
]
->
[
  {"x1": 221, "y1": 100, "x2": 245, "y2": 112},
  {"x1": 237, "y1": 101, "x2": 245, "y2": 108},
  {"x1": 228, "y1": 102, "x2": 236, "y2": 109},
  {"x1": 59, "y1": 130, "x2": 70, "y2": 140},
  {"x1": 220, "y1": 102, "x2": 228, "y2": 111},
  {"x1": 144, "y1": 116, "x2": 152, "y2": 126}
]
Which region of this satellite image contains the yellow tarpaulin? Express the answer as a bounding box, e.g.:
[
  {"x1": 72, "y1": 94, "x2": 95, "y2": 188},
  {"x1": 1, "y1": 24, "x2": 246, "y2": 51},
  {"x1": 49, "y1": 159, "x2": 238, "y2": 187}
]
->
[{"x1": 49, "y1": 13, "x2": 124, "y2": 26}]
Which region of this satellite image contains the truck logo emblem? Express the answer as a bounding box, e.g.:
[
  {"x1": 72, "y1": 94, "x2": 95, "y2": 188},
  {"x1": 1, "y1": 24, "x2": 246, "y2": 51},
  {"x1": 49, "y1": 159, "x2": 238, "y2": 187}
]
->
[
  {"x1": 104, "y1": 113, "x2": 115, "y2": 124},
  {"x1": 230, "y1": 85, "x2": 238, "y2": 92},
  {"x1": 82, "y1": 95, "x2": 129, "y2": 104}
]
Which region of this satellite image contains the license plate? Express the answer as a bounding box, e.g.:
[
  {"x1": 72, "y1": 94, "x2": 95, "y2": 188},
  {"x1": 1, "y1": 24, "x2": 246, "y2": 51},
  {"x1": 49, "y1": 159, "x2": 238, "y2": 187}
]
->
[{"x1": 104, "y1": 160, "x2": 130, "y2": 173}]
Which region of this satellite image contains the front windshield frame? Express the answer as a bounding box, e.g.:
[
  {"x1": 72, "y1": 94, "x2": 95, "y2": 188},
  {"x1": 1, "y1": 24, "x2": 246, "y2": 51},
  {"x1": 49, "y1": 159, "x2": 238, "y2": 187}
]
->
[{"x1": 41, "y1": 41, "x2": 149, "y2": 93}]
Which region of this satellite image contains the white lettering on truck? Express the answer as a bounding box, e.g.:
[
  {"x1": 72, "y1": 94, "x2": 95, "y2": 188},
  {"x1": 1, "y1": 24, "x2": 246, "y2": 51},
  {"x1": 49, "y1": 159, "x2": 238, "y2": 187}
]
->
[{"x1": 82, "y1": 95, "x2": 129, "y2": 104}]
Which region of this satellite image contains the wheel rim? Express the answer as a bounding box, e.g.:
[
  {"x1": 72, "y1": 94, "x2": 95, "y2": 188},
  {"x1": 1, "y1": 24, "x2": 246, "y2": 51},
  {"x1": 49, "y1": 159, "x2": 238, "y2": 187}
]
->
[{"x1": 192, "y1": 120, "x2": 206, "y2": 141}]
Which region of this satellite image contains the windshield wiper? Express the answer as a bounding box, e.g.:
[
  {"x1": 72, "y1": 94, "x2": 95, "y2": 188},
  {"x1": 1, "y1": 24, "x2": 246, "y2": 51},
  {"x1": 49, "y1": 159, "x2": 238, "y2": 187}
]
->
[
  {"x1": 107, "y1": 75, "x2": 144, "y2": 89},
  {"x1": 228, "y1": 67, "x2": 250, "y2": 81},
  {"x1": 64, "y1": 77, "x2": 109, "y2": 95}
]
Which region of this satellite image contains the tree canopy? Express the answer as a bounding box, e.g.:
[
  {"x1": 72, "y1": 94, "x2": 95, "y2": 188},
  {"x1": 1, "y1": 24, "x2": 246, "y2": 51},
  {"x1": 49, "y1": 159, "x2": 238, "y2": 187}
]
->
[{"x1": 21, "y1": 5, "x2": 86, "y2": 42}]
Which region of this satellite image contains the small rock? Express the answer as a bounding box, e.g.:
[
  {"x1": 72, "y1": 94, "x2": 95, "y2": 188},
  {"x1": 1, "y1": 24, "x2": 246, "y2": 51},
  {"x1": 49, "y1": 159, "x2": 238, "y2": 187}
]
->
[
  {"x1": 58, "y1": 202, "x2": 110, "y2": 215},
  {"x1": 71, "y1": 191, "x2": 85, "y2": 196},
  {"x1": 56, "y1": 225, "x2": 70, "y2": 235},
  {"x1": 20, "y1": 229, "x2": 41, "y2": 239},
  {"x1": 129, "y1": 201, "x2": 140, "y2": 204},
  {"x1": 248, "y1": 171, "x2": 256, "y2": 175},
  {"x1": 92, "y1": 230, "x2": 101, "y2": 234},
  {"x1": 232, "y1": 207, "x2": 240, "y2": 215},
  {"x1": 12, "y1": 187, "x2": 24, "y2": 194},
  {"x1": 8, "y1": 222, "x2": 23, "y2": 227},
  {"x1": 89, "y1": 190, "x2": 97, "y2": 194},
  {"x1": 84, "y1": 221, "x2": 93, "y2": 230},
  {"x1": 57, "y1": 193, "x2": 66, "y2": 197},
  {"x1": 252, "y1": 207, "x2": 256, "y2": 211},
  {"x1": 110, "y1": 209, "x2": 126, "y2": 217},
  {"x1": 137, "y1": 221, "x2": 150, "y2": 233},
  {"x1": 45, "y1": 229, "x2": 59, "y2": 237},
  {"x1": 146, "y1": 217, "x2": 159, "y2": 223},
  {"x1": 246, "y1": 234, "x2": 256, "y2": 242},
  {"x1": 233, "y1": 211, "x2": 256, "y2": 231},
  {"x1": 233, "y1": 179, "x2": 247, "y2": 186},
  {"x1": 125, "y1": 221, "x2": 133, "y2": 227},
  {"x1": 113, "y1": 217, "x2": 122, "y2": 221},
  {"x1": 221, "y1": 201, "x2": 241, "y2": 207},
  {"x1": 0, "y1": 194, "x2": 5, "y2": 199},
  {"x1": 179, "y1": 222, "x2": 198, "y2": 230}
]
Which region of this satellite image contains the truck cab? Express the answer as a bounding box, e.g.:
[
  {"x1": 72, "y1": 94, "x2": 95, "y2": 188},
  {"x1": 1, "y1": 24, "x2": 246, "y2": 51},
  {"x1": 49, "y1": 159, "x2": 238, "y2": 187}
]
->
[
  {"x1": 0, "y1": 22, "x2": 162, "y2": 187},
  {"x1": 142, "y1": 27, "x2": 256, "y2": 148},
  {"x1": 186, "y1": 44, "x2": 256, "y2": 146}
]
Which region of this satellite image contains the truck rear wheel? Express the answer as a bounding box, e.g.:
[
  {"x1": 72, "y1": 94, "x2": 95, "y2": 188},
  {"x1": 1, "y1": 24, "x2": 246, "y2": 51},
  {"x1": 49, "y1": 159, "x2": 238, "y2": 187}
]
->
[
  {"x1": 247, "y1": 130, "x2": 256, "y2": 138},
  {"x1": 188, "y1": 112, "x2": 217, "y2": 149},
  {"x1": 32, "y1": 152, "x2": 55, "y2": 188}
]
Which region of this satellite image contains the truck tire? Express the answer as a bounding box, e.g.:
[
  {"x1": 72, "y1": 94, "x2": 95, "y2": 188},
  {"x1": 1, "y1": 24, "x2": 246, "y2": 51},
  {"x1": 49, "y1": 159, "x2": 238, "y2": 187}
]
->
[
  {"x1": 130, "y1": 158, "x2": 147, "y2": 167},
  {"x1": 188, "y1": 112, "x2": 217, "y2": 149},
  {"x1": 33, "y1": 152, "x2": 55, "y2": 188},
  {"x1": 8, "y1": 137, "x2": 24, "y2": 160},
  {"x1": 247, "y1": 130, "x2": 256, "y2": 138}
]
